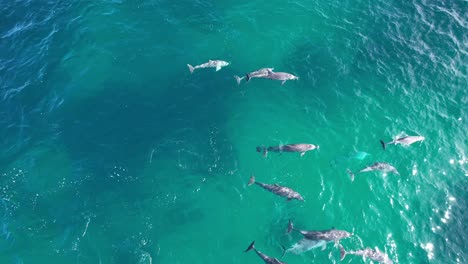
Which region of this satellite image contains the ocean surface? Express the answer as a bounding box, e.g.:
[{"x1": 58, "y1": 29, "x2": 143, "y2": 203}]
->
[{"x1": 0, "y1": 0, "x2": 466, "y2": 263}]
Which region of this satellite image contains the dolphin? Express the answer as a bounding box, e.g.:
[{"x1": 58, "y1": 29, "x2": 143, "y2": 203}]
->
[
  {"x1": 244, "y1": 241, "x2": 286, "y2": 264},
  {"x1": 340, "y1": 245, "x2": 393, "y2": 264},
  {"x1": 234, "y1": 68, "x2": 274, "y2": 85},
  {"x1": 380, "y1": 136, "x2": 425, "y2": 150},
  {"x1": 256, "y1": 144, "x2": 319, "y2": 157},
  {"x1": 187, "y1": 60, "x2": 229, "y2": 74},
  {"x1": 286, "y1": 220, "x2": 352, "y2": 244},
  {"x1": 347, "y1": 162, "x2": 399, "y2": 181},
  {"x1": 248, "y1": 176, "x2": 304, "y2": 201},
  {"x1": 264, "y1": 70, "x2": 298, "y2": 85},
  {"x1": 281, "y1": 238, "x2": 328, "y2": 256}
]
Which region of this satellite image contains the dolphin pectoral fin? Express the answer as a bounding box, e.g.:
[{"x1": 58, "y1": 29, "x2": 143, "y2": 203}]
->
[
  {"x1": 321, "y1": 243, "x2": 327, "y2": 251},
  {"x1": 300, "y1": 152, "x2": 305, "y2": 157},
  {"x1": 215, "y1": 65, "x2": 221, "y2": 71},
  {"x1": 286, "y1": 198, "x2": 292, "y2": 202},
  {"x1": 281, "y1": 80, "x2": 286, "y2": 85}
]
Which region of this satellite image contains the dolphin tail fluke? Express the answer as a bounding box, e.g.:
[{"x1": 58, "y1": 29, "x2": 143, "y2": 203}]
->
[
  {"x1": 248, "y1": 176, "x2": 255, "y2": 186},
  {"x1": 339, "y1": 245, "x2": 347, "y2": 261},
  {"x1": 287, "y1": 219, "x2": 294, "y2": 234},
  {"x1": 187, "y1": 64, "x2": 195, "y2": 74},
  {"x1": 244, "y1": 241, "x2": 255, "y2": 252},
  {"x1": 281, "y1": 245, "x2": 287, "y2": 258},
  {"x1": 380, "y1": 140, "x2": 386, "y2": 150},
  {"x1": 346, "y1": 169, "x2": 355, "y2": 182},
  {"x1": 234, "y1": 76, "x2": 244, "y2": 85},
  {"x1": 256, "y1": 146, "x2": 267, "y2": 157}
]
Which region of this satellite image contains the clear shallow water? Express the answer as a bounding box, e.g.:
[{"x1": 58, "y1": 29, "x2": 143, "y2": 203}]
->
[{"x1": 0, "y1": 0, "x2": 466, "y2": 263}]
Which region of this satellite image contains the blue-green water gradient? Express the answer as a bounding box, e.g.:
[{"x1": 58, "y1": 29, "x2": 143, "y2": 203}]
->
[{"x1": 0, "y1": 0, "x2": 466, "y2": 263}]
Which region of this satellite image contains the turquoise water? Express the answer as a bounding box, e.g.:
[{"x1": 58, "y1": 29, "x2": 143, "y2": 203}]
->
[{"x1": 0, "y1": 0, "x2": 466, "y2": 263}]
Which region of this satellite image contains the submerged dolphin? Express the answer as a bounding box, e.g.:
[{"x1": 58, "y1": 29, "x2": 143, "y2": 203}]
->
[
  {"x1": 265, "y1": 70, "x2": 298, "y2": 85},
  {"x1": 248, "y1": 176, "x2": 304, "y2": 201},
  {"x1": 286, "y1": 220, "x2": 352, "y2": 244},
  {"x1": 244, "y1": 241, "x2": 286, "y2": 264},
  {"x1": 340, "y1": 245, "x2": 393, "y2": 264},
  {"x1": 256, "y1": 144, "x2": 319, "y2": 157},
  {"x1": 282, "y1": 238, "x2": 328, "y2": 256},
  {"x1": 380, "y1": 136, "x2": 425, "y2": 150},
  {"x1": 187, "y1": 60, "x2": 229, "y2": 74},
  {"x1": 347, "y1": 162, "x2": 399, "y2": 181},
  {"x1": 234, "y1": 68, "x2": 274, "y2": 84}
]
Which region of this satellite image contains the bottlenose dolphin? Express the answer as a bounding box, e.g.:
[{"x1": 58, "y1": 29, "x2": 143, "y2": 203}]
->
[
  {"x1": 248, "y1": 176, "x2": 304, "y2": 201},
  {"x1": 287, "y1": 220, "x2": 352, "y2": 244},
  {"x1": 244, "y1": 241, "x2": 286, "y2": 264},
  {"x1": 331, "y1": 151, "x2": 371, "y2": 166},
  {"x1": 340, "y1": 245, "x2": 393, "y2": 264},
  {"x1": 187, "y1": 60, "x2": 229, "y2": 74},
  {"x1": 380, "y1": 135, "x2": 425, "y2": 150},
  {"x1": 256, "y1": 144, "x2": 319, "y2": 157},
  {"x1": 234, "y1": 68, "x2": 274, "y2": 84},
  {"x1": 347, "y1": 162, "x2": 399, "y2": 181},
  {"x1": 265, "y1": 70, "x2": 298, "y2": 85},
  {"x1": 282, "y1": 239, "x2": 328, "y2": 256}
]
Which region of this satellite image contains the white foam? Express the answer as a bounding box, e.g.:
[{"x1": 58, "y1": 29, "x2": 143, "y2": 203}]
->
[{"x1": 421, "y1": 243, "x2": 434, "y2": 260}]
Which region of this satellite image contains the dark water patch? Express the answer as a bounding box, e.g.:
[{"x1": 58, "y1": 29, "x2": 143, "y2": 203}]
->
[
  {"x1": 0, "y1": 1, "x2": 86, "y2": 167},
  {"x1": 57, "y1": 75, "x2": 236, "y2": 175}
]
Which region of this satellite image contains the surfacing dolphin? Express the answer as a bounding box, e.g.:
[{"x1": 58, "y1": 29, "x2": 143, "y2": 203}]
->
[
  {"x1": 380, "y1": 135, "x2": 425, "y2": 150},
  {"x1": 244, "y1": 241, "x2": 286, "y2": 264},
  {"x1": 248, "y1": 176, "x2": 304, "y2": 201},
  {"x1": 187, "y1": 60, "x2": 229, "y2": 74},
  {"x1": 265, "y1": 70, "x2": 299, "y2": 85},
  {"x1": 347, "y1": 162, "x2": 399, "y2": 181},
  {"x1": 234, "y1": 68, "x2": 274, "y2": 85},
  {"x1": 339, "y1": 245, "x2": 393, "y2": 264},
  {"x1": 287, "y1": 220, "x2": 352, "y2": 244},
  {"x1": 256, "y1": 144, "x2": 319, "y2": 157}
]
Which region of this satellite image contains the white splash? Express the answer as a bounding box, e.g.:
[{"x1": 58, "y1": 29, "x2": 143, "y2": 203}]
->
[{"x1": 421, "y1": 243, "x2": 434, "y2": 260}]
